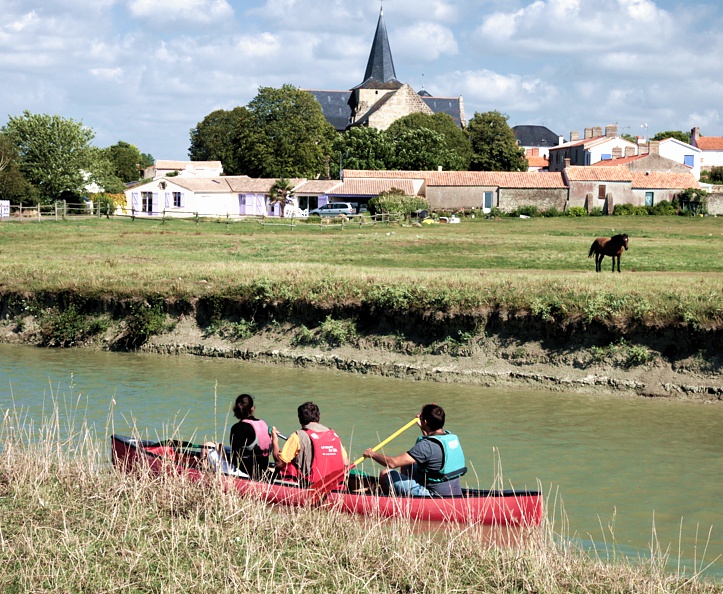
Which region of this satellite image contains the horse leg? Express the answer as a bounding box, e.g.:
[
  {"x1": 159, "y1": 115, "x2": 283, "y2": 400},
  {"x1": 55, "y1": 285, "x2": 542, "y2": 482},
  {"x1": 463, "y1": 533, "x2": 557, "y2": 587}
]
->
[
  {"x1": 617, "y1": 255, "x2": 621, "y2": 273},
  {"x1": 596, "y1": 254, "x2": 603, "y2": 273}
]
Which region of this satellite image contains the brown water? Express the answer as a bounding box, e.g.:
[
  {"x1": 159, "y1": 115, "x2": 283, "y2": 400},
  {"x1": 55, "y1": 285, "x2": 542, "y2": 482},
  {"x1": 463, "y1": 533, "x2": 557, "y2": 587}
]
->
[{"x1": 1, "y1": 343, "x2": 721, "y2": 577}]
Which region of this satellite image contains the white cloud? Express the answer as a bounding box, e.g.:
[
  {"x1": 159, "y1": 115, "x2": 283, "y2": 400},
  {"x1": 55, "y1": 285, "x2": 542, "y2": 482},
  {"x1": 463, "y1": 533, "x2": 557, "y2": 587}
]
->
[
  {"x1": 395, "y1": 22, "x2": 458, "y2": 61},
  {"x1": 128, "y1": 0, "x2": 234, "y2": 23}
]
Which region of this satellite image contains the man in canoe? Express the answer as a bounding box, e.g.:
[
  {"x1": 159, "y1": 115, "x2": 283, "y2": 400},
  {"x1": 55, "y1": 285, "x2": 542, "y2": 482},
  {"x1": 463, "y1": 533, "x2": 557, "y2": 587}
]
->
[
  {"x1": 363, "y1": 404, "x2": 467, "y2": 497},
  {"x1": 271, "y1": 401, "x2": 349, "y2": 488}
]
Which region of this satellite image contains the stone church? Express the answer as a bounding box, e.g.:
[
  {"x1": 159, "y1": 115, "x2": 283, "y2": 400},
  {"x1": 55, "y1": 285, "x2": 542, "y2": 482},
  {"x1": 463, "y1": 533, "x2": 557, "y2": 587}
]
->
[{"x1": 306, "y1": 9, "x2": 465, "y2": 131}]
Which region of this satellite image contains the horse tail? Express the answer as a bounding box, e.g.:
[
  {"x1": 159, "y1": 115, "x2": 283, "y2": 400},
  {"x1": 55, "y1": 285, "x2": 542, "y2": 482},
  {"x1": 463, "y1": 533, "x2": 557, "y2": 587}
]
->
[{"x1": 588, "y1": 241, "x2": 597, "y2": 258}]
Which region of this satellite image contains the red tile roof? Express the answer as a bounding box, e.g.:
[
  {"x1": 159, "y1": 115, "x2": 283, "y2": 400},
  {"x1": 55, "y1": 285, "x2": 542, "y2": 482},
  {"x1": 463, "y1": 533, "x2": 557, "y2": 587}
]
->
[
  {"x1": 564, "y1": 166, "x2": 631, "y2": 182},
  {"x1": 425, "y1": 171, "x2": 566, "y2": 188},
  {"x1": 695, "y1": 137, "x2": 723, "y2": 151},
  {"x1": 526, "y1": 155, "x2": 549, "y2": 167},
  {"x1": 593, "y1": 155, "x2": 644, "y2": 166},
  {"x1": 343, "y1": 169, "x2": 435, "y2": 180},
  {"x1": 335, "y1": 179, "x2": 418, "y2": 196},
  {"x1": 631, "y1": 172, "x2": 700, "y2": 189}
]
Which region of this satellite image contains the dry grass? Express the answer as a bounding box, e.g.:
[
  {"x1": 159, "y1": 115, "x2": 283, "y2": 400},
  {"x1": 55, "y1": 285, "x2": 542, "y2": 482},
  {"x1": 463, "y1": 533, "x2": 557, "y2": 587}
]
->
[{"x1": 1, "y1": 402, "x2": 720, "y2": 593}]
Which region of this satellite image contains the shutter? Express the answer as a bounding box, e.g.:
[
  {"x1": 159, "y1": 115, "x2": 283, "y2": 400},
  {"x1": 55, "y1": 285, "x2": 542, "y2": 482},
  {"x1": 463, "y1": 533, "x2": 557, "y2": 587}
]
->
[
  {"x1": 165, "y1": 192, "x2": 171, "y2": 208},
  {"x1": 132, "y1": 192, "x2": 139, "y2": 210},
  {"x1": 684, "y1": 155, "x2": 694, "y2": 167},
  {"x1": 152, "y1": 192, "x2": 159, "y2": 214},
  {"x1": 180, "y1": 192, "x2": 185, "y2": 208}
]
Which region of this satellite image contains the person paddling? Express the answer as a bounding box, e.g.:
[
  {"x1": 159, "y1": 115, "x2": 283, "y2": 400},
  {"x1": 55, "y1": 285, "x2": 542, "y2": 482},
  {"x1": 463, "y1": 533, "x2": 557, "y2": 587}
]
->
[
  {"x1": 229, "y1": 393, "x2": 270, "y2": 479},
  {"x1": 271, "y1": 402, "x2": 349, "y2": 489},
  {"x1": 363, "y1": 404, "x2": 467, "y2": 497}
]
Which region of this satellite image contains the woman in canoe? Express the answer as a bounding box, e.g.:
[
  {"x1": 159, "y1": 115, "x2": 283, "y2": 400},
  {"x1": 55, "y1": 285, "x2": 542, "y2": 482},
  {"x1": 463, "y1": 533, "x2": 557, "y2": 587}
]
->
[{"x1": 229, "y1": 393, "x2": 271, "y2": 479}]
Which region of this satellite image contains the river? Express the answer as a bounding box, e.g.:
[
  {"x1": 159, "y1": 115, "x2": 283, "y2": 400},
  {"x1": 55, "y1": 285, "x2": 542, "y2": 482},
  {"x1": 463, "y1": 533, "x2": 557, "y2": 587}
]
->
[{"x1": 1, "y1": 343, "x2": 721, "y2": 577}]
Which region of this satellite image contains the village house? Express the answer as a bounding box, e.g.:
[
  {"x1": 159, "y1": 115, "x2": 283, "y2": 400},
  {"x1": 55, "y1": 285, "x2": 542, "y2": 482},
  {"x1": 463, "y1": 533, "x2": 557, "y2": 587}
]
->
[
  {"x1": 690, "y1": 127, "x2": 723, "y2": 171},
  {"x1": 142, "y1": 160, "x2": 223, "y2": 180},
  {"x1": 548, "y1": 125, "x2": 638, "y2": 172}
]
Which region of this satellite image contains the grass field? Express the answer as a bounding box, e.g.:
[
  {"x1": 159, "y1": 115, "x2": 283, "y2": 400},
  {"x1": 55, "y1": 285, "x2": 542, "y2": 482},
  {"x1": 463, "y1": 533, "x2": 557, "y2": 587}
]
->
[{"x1": 1, "y1": 215, "x2": 722, "y2": 332}]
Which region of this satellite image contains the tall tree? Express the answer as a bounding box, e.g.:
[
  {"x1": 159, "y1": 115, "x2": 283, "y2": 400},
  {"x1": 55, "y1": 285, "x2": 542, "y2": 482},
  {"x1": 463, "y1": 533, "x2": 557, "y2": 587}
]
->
[
  {"x1": 651, "y1": 130, "x2": 690, "y2": 144},
  {"x1": 386, "y1": 112, "x2": 472, "y2": 169},
  {"x1": 84, "y1": 147, "x2": 126, "y2": 194},
  {"x1": 332, "y1": 127, "x2": 392, "y2": 176},
  {"x1": 0, "y1": 132, "x2": 33, "y2": 203},
  {"x1": 467, "y1": 111, "x2": 527, "y2": 172},
  {"x1": 233, "y1": 85, "x2": 336, "y2": 178},
  {"x1": 2, "y1": 111, "x2": 95, "y2": 203},
  {"x1": 104, "y1": 141, "x2": 145, "y2": 183},
  {"x1": 387, "y1": 128, "x2": 466, "y2": 171},
  {"x1": 189, "y1": 107, "x2": 248, "y2": 174}
]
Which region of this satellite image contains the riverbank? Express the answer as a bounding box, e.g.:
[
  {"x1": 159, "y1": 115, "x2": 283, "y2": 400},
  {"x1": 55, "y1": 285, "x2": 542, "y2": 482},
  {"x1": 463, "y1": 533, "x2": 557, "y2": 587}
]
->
[{"x1": 1, "y1": 310, "x2": 721, "y2": 401}]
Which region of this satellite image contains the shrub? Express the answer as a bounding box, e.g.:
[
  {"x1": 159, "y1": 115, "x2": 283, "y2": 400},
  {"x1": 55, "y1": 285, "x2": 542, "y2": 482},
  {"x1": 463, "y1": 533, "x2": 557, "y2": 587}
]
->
[
  {"x1": 542, "y1": 207, "x2": 563, "y2": 217},
  {"x1": 370, "y1": 188, "x2": 429, "y2": 219},
  {"x1": 120, "y1": 302, "x2": 171, "y2": 348},
  {"x1": 510, "y1": 205, "x2": 540, "y2": 218},
  {"x1": 566, "y1": 206, "x2": 588, "y2": 217},
  {"x1": 589, "y1": 206, "x2": 604, "y2": 217},
  {"x1": 39, "y1": 305, "x2": 107, "y2": 347},
  {"x1": 613, "y1": 204, "x2": 648, "y2": 216},
  {"x1": 291, "y1": 324, "x2": 316, "y2": 346},
  {"x1": 319, "y1": 316, "x2": 357, "y2": 347},
  {"x1": 648, "y1": 200, "x2": 676, "y2": 216}
]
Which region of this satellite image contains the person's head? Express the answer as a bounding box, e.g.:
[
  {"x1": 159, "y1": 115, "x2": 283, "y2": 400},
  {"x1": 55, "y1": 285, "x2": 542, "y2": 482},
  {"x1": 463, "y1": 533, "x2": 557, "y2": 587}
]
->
[
  {"x1": 420, "y1": 404, "x2": 445, "y2": 431},
  {"x1": 297, "y1": 401, "x2": 320, "y2": 426},
  {"x1": 233, "y1": 393, "x2": 255, "y2": 420}
]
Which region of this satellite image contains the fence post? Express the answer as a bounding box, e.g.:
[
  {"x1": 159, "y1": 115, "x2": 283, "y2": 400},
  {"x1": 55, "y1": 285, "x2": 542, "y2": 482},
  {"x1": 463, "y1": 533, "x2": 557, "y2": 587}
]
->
[
  {"x1": 63, "y1": 201, "x2": 67, "y2": 220},
  {"x1": 55, "y1": 202, "x2": 58, "y2": 221},
  {"x1": 19, "y1": 203, "x2": 23, "y2": 222},
  {"x1": 195, "y1": 212, "x2": 199, "y2": 226},
  {"x1": 131, "y1": 207, "x2": 135, "y2": 222},
  {"x1": 38, "y1": 204, "x2": 41, "y2": 221}
]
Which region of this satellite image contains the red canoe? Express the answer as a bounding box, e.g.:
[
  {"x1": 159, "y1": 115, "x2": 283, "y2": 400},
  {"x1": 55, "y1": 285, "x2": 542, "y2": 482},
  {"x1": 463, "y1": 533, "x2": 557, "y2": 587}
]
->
[{"x1": 111, "y1": 434, "x2": 542, "y2": 526}]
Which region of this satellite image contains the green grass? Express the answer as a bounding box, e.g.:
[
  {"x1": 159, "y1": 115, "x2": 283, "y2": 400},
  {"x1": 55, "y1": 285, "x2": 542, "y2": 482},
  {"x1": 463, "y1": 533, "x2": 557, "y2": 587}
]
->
[{"x1": 0, "y1": 216, "x2": 721, "y2": 333}]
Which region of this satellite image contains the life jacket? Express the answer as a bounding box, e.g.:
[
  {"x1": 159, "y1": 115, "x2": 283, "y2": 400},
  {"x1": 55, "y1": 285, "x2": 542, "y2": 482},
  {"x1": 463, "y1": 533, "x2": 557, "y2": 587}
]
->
[
  {"x1": 241, "y1": 418, "x2": 271, "y2": 456},
  {"x1": 416, "y1": 431, "x2": 467, "y2": 484},
  {"x1": 280, "y1": 426, "x2": 346, "y2": 489}
]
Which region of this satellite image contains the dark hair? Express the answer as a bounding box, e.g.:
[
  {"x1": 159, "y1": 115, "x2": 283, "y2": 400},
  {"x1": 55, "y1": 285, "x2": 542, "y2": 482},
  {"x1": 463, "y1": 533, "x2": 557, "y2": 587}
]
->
[
  {"x1": 233, "y1": 394, "x2": 254, "y2": 420},
  {"x1": 297, "y1": 401, "x2": 320, "y2": 426},
  {"x1": 420, "y1": 404, "x2": 445, "y2": 431}
]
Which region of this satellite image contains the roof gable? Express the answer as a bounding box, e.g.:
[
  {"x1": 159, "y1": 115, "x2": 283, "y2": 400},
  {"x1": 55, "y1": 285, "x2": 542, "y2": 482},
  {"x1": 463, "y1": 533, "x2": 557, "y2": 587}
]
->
[
  {"x1": 355, "y1": 8, "x2": 398, "y2": 89},
  {"x1": 695, "y1": 137, "x2": 723, "y2": 151},
  {"x1": 564, "y1": 166, "x2": 631, "y2": 182}
]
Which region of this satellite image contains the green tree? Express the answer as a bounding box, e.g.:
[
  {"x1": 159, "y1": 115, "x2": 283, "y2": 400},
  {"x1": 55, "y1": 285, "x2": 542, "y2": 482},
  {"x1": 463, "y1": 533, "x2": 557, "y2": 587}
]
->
[
  {"x1": 651, "y1": 130, "x2": 690, "y2": 144},
  {"x1": 104, "y1": 141, "x2": 145, "y2": 183},
  {"x1": 233, "y1": 85, "x2": 336, "y2": 178},
  {"x1": 189, "y1": 107, "x2": 248, "y2": 175},
  {"x1": 386, "y1": 112, "x2": 472, "y2": 169},
  {"x1": 467, "y1": 111, "x2": 527, "y2": 172},
  {"x1": 386, "y1": 128, "x2": 465, "y2": 171},
  {"x1": 2, "y1": 111, "x2": 95, "y2": 203},
  {"x1": 83, "y1": 147, "x2": 125, "y2": 194},
  {"x1": 0, "y1": 132, "x2": 33, "y2": 203},
  {"x1": 267, "y1": 177, "x2": 294, "y2": 217},
  {"x1": 332, "y1": 127, "x2": 392, "y2": 176}
]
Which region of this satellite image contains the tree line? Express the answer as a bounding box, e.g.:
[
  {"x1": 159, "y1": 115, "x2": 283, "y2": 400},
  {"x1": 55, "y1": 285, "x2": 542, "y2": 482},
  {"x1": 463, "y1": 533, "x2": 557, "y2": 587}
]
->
[
  {"x1": 0, "y1": 111, "x2": 153, "y2": 205},
  {"x1": 188, "y1": 84, "x2": 529, "y2": 179}
]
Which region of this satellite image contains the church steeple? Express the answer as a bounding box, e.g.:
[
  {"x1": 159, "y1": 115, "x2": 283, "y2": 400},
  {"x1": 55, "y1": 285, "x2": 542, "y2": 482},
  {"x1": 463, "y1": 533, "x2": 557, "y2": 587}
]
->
[{"x1": 358, "y1": 8, "x2": 399, "y2": 88}]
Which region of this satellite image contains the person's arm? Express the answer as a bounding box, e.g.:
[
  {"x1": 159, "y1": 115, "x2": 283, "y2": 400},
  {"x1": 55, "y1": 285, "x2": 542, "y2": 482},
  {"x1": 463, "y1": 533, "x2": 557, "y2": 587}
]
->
[{"x1": 363, "y1": 449, "x2": 415, "y2": 470}]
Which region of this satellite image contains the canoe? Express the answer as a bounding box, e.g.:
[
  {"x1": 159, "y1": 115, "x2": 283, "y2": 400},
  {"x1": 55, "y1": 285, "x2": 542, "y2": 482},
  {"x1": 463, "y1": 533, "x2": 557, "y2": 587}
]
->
[{"x1": 110, "y1": 434, "x2": 543, "y2": 526}]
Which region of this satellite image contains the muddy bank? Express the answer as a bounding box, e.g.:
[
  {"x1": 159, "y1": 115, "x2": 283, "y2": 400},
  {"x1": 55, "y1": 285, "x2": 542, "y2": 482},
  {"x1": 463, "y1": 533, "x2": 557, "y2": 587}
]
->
[{"x1": 1, "y1": 289, "x2": 721, "y2": 402}]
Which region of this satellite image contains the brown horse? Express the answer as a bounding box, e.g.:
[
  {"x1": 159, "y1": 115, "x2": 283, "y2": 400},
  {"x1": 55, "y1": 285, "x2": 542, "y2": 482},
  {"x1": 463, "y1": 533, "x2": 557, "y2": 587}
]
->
[{"x1": 588, "y1": 233, "x2": 629, "y2": 273}]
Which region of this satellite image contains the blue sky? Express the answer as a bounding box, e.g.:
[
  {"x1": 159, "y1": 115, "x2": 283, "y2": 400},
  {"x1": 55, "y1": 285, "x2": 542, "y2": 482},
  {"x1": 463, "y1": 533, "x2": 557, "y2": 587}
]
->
[{"x1": 1, "y1": 0, "x2": 722, "y2": 161}]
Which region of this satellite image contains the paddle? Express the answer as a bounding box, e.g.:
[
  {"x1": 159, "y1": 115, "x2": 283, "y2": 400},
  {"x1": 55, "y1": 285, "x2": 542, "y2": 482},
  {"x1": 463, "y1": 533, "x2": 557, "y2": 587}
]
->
[{"x1": 310, "y1": 417, "x2": 419, "y2": 495}]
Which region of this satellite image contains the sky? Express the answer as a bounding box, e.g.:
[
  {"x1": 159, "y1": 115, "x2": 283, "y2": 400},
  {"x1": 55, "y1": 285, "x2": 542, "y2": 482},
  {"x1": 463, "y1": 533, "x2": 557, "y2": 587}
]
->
[{"x1": 1, "y1": 0, "x2": 722, "y2": 161}]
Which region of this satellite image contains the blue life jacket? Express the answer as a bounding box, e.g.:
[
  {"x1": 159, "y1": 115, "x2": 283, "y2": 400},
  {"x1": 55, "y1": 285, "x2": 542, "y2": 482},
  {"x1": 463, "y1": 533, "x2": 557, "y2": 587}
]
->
[{"x1": 416, "y1": 431, "x2": 467, "y2": 483}]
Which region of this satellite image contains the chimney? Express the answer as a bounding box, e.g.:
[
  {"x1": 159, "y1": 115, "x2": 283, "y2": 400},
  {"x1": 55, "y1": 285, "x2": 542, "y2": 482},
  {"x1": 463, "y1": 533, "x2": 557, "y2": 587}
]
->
[
  {"x1": 564, "y1": 158, "x2": 571, "y2": 169},
  {"x1": 691, "y1": 127, "x2": 700, "y2": 143},
  {"x1": 570, "y1": 131, "x2": 580, "y2": 142},
  {"x1": 612, "y1": 147, "x2": 623, "y2": 159},
  {"x1": 584, "y1": 128, "x2": 593, "y2": 139},
  {"x1": 649, "y1": 140, "x2": 660, "y2": 155},
  {"x1": 605, "y1": 125, "x2": 618, "y2": 137},
  {"x1": 558, "y1": 135, "x2": 565, "y2": 145},
  {"x1": 531, "y1": 147, "x2": 539, "y2": 157},
  {"x1": 592, "y1": 126, "x2": 603, "y2": 137},
  {"x1": 625, "y1": 146, "x2": 636, "y2": 157}
]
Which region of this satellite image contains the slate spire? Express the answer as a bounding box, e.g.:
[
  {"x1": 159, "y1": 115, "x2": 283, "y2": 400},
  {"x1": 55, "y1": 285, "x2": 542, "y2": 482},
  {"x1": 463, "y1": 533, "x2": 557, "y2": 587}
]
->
[{"x1": 360, "y1": 8, "x2": 398, "y2": 86}]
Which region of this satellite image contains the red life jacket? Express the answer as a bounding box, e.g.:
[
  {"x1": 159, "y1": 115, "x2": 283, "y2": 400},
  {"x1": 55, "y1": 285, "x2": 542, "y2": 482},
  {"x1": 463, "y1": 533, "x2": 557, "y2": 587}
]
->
[
  {"x1": 241, "y1": 418, "x2": 271, "y2": 456},
  {"x1": 280, "y1": 427, "x2": 346, "y2": 489}
]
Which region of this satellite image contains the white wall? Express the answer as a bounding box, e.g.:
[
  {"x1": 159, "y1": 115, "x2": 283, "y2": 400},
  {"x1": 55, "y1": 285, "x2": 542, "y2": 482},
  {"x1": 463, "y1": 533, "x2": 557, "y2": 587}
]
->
[{"x1": 659, "y1": 139, "x2": 701, "y2": 180}]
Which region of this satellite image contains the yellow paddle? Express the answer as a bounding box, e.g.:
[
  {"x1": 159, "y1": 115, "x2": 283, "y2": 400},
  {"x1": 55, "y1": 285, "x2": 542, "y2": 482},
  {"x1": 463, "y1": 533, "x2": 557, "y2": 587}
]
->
[{"x1": 311, "y1": 417, "x2": 419, "y2": 494}]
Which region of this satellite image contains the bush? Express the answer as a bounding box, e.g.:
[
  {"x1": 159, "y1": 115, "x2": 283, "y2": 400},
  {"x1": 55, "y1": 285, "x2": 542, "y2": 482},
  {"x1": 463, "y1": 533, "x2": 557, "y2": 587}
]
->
[
  {"x1": 542, "y1": 207, "x2": 563, "y2": 217},
  {"x1": 39, "y1": 305, "x2": 107, "y2": 347},
  {"x1": 589, "y1": 206, "x2": 604, "y2": 217},
  {"x1": 369, "y1": 188, "x2": 429, "y2": 219},
  {"x1": 510, "y1": 205, "x2": 540, "y2": 218},
  {"x1": 648, "y1": 200, "x2": 676, "y2": 216},
  {"x1": 566, "y1": 206, "x2": 588, "y2": 217},
  {"x1": 120, "y1": 302, "x2": 171, "y2": 348},
  {"x1": 319, "y1": 316, "x2": 357, "y2": 347},
  {"x1": 613, "y1": 204, "x2": 648, "y2": 216}
]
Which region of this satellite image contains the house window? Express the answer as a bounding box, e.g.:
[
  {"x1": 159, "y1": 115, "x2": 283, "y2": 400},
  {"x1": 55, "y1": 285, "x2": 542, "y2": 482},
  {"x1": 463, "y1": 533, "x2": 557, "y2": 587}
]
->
[
  {"x1": 684, "y1": 155, "x2": 695, "y2": 167},
  {"x1": 141, "y1": 191, "x2": 153, "y2": 213},
  {"x1": 598, "y1": 185, "x2": 607, "y2": 200},
  {"x1": 601, "y1": 154, "x2": 612, "y2": 160},
  {"x1": 173, "y1": 192, "x2": 182, "y2": 208},
  {"x1": 483, "y1": 191, "x2": 494, "y2": 209},
  {"x1": 645, "y1": 192, "x2": 654, "y2": 207}
]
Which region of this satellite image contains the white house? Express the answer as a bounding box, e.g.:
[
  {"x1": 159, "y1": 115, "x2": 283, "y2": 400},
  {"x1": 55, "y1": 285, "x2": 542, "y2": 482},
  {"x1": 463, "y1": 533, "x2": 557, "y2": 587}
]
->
[
  {"x1": 549, "y1": 126, "x2": 638, "y2": 171},
  {"x1": 142, "y1": 160, "x2": 224, "y2": 180},
  {"x1": 690, "y1": 127, "x2": 723, "y2": 170},
  {"x1": 658, "y1": 138, "x2": 701, "y2": 180}
]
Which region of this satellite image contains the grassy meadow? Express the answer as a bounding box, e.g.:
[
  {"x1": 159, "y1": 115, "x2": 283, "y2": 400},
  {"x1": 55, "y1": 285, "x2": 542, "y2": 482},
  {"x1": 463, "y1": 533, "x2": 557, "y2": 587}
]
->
[{"x1": 0, "y1": 215, "x2": 721, "y2": 332}]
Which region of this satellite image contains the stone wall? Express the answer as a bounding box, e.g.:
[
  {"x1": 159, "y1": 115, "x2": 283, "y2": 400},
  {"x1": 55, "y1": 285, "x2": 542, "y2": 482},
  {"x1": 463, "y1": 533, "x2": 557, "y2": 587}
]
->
[
  {"x1": 426, "y1": 186, "x2": 492, "y2": 210},
  {"x1": 708, "y1": 190, "x2": 723, "y2": 215},
  {"x1": 498, "y1": 188, "x2": 567, "y2": 212}
]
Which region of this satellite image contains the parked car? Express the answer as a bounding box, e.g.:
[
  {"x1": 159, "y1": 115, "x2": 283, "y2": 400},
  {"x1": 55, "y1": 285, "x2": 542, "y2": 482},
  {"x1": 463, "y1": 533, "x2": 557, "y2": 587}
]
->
[{"x1": 309, "y1": 202, "x2": 356, "y2": 217}]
